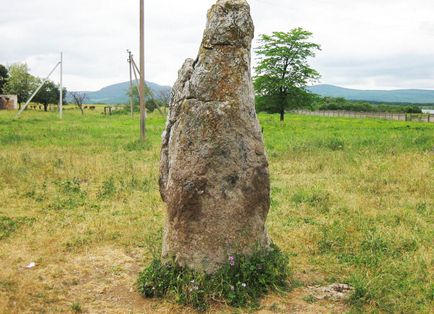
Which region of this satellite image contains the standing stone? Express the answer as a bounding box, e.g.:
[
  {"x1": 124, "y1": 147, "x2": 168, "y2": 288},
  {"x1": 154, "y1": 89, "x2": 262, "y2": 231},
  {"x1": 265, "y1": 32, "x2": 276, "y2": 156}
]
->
[{"x1": 159, "y1": 0, "x2": 270, "y2": 273}]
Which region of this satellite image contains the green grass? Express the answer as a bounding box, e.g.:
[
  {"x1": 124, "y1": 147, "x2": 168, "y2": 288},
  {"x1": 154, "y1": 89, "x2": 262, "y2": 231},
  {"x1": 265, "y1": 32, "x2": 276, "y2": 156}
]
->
[{"x1": 0, "y1": 110, "x2": 433, "y2": 313}]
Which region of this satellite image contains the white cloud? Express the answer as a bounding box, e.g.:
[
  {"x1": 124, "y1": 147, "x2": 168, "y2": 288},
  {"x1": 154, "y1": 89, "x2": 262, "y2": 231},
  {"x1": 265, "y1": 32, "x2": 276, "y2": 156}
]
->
[{"x1": 0, "y1": 0, "x2": 433, "y2": 90}]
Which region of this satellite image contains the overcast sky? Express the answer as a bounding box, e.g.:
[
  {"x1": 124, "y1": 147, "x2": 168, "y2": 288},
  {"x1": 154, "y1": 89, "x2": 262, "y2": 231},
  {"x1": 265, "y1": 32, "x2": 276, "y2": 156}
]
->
[{"x1": 1, "y1": 0, "x2": 434, "y2": 91}]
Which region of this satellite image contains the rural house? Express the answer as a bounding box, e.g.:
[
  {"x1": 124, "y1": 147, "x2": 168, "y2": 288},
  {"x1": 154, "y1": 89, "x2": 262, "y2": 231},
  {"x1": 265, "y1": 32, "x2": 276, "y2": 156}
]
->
[{"x1": 0, "y1": 95, "x2": 18, "y2": 110}]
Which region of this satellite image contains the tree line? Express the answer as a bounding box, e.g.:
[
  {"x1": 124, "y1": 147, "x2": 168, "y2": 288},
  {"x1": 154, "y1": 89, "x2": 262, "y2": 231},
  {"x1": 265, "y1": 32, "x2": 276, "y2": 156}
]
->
[
  {"x1": 312, "y1": 97, "x2": 422, "y2": 113},
  {"x1": 0, "y1": 63, "x2": 67, "y2": 111}
]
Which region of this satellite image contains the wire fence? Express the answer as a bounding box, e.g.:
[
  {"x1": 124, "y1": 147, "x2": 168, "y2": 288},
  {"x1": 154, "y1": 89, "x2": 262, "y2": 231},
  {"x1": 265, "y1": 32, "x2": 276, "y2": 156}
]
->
[{"x1": 293, "y1": 110, "x2": 434, "y2": 123}]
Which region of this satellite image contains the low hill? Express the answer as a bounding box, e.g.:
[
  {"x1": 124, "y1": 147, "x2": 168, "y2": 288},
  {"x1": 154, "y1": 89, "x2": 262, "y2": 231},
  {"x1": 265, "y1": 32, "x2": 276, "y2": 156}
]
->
[
  {"x1": 71, "y1": 82, "x2": 434, "y2": 105},
  {"x1": 308, "y1": 84, "x2": 434, "y2": 104},
  {"x1": 70, "y1": 81, "x2": 172, "y2": 104}
]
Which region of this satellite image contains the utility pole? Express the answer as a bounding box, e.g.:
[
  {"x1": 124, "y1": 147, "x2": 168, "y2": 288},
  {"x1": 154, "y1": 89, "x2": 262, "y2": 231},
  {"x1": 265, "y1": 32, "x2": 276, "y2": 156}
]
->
[
  {"x1": 127, "y1": 50, "x2": 134, "y2": 118},
  {"x1": 131, "y1": 56, "x2": 164, "y2": 116},
  {"x1": 59, "y1": 52, "x2": 63, "y2": 119},
  {"x1": 16, "y1": 61, "x2": 61, "y2": 117},
  {"x1": 130, "y1": 57, "x2": 141, "y2": 95},
  {"x1": 139, "y1": 0, "x2": 146, "y2": 141}
]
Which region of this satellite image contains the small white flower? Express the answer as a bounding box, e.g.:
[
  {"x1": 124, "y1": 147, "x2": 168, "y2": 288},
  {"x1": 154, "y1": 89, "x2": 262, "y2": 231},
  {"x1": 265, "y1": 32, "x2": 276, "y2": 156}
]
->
[{"x1": 241, "y1": 283, "x2": 247, "y2": 288}]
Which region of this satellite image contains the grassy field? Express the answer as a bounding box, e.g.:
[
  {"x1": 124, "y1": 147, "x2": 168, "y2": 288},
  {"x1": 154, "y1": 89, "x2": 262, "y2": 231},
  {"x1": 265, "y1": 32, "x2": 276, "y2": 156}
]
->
[{"x1": 0, "y1": 110, "x2": 433, "y2": 313}]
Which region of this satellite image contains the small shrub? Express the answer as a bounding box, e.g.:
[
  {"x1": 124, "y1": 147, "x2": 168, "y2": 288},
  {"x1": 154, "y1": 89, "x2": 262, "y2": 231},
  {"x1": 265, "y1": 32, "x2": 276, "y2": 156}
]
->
[
  {"x1": 48, "y1": 196, "x2": 85, "y2": 211},
  {"x1": 56, "y1": 177, "x2": 83, "y2": 195},
  {"x1": 415, "y1": 202, "x2": 431, "y2": 215},
  {"x1": 415, "y1": 202, "x2": 427, "y2": 214},
  {"x1": 0, "y1": 216, "x2": 17, "y2": 240},
  {"x1": 302, "y1": 294, "x2": 316, "y2": 304},
  {"x1": 0, "y1": 216, "x2": 35, "y2": 240},
  {"x1": 49, "y1": 178, "x2": 87, "y2": 210},
  {"x1": 97, "y1": 177, "x2": 116, "y2": 199},
  {"x1": 71, "y1": 302, "x2": 82, "y2": 313},
  {"x1": 137, "y1": 244, "x2": 291, "y2": 310},
  {"x1": 348, "y1": 273, "x2": 371, "y2": 308},
  {"x1": 24, "y1": 189, "x2": 45, "y2": 202}
]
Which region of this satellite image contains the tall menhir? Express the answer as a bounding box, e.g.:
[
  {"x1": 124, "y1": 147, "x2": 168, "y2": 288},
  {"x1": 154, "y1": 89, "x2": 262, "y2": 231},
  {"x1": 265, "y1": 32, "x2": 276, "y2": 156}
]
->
[{"x1": 159, "y1": 0, "x2": 271, "y2": 273}]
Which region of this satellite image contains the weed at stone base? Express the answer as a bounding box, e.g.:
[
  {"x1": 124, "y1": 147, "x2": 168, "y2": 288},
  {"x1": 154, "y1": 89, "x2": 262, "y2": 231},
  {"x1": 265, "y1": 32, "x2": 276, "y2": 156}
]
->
[{"x1": 137, "y1": 244, "x2": 291, "y2": 311}]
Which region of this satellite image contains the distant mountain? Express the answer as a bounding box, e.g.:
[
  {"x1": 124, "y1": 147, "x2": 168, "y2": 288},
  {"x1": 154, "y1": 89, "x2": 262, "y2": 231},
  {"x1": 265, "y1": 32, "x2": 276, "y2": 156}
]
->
[
  {"x1": 308, "y1": 84, "x2": 434, "y2": 104},
  {"x1": 70, "y1": 81, "x2": 172, "y2": 104},
  {"x1": 72, "y1": 81, "x2": 434, "y2": 105}
]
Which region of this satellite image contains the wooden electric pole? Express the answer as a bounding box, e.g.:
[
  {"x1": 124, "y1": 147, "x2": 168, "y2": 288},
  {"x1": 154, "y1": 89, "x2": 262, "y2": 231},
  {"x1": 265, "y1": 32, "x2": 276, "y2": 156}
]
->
[{"x1": 139, "y1": 0, "x2": 146, "y2": 141}]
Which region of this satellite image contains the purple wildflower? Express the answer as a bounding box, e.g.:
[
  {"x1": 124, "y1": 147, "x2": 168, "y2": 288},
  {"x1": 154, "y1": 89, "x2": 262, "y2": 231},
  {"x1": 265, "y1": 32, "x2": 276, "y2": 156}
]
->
[{"x1": 229, "y1": 255, "x2": 235, "y2": 266}]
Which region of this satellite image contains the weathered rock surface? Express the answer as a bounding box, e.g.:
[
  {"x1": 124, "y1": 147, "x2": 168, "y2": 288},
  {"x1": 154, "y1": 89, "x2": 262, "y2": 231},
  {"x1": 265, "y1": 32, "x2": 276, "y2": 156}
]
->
[{"x1": 159, "y1": 0, "x2": 270, "y2": 273}]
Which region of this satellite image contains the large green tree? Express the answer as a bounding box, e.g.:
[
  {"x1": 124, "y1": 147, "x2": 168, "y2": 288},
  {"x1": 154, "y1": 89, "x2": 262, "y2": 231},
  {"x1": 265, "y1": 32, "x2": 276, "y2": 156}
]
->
[
  {"x1": 3, "y1": 63, "x2": 38, "y2": 104},
  {"x1": 254, "y1": 28, "x2": 321, "y2": 121},
  {"x1": 0, "y1": 64, "x2": 8, "y2": 94},
  {"x1": 34, "y1": 80, "x2": 67, "y2": 112}
]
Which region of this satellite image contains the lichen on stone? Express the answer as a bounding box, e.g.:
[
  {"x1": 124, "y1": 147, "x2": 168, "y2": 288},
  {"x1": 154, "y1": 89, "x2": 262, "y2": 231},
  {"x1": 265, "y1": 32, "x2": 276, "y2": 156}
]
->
[{"x1": 159, "y1": 0, "x2": 271, "y2": 274}]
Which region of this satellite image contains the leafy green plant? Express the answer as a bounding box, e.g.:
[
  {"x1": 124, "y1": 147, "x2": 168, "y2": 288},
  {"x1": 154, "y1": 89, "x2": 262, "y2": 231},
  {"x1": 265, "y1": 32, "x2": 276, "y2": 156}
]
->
[
  {"x1": 71, "y1": 302, "x2": 82, "y2": 313},
  {"x1": 49, "y1": 178, "x2": 87, "y2": 210},
  {"x1": 137, "y1": 244, "x2": 291, "y2": 310},
  {"x1": 302, "y1": 294, "x2": 316, "y2": 304},
  {"x1": 0, "y1": 216, "x2": 17, "y2": 240},
  {"x1": 57, "y1": 177, "x2": 83, "y2": 195},
  {"x1": 97, "y1": 177, "x2": 116, "y2": 199},
  {"x1": 0, "y1": 216, "x2": 35, "y2": 240}
]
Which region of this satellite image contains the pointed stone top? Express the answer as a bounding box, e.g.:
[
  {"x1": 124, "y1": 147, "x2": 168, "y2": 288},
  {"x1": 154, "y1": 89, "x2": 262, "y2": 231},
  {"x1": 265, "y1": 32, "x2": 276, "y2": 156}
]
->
[
  {"x1": 203, "y1": 0, "x2": 254, "y2": 49},
  {"x1": 216, "y1": 0, "x2": 249, "y2": 4},
  {"x1": 215, "y1": 0, "x2": 250, "y2": 10}
]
